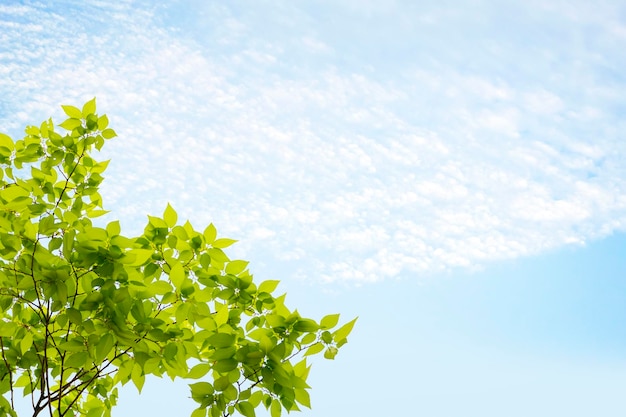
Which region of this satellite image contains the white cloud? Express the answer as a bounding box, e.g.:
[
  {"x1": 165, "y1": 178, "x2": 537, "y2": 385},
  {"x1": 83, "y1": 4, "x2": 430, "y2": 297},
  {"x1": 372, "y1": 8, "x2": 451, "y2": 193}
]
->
[{"x1": 1, "y1": 0, "x2": 626, "y2": 284}]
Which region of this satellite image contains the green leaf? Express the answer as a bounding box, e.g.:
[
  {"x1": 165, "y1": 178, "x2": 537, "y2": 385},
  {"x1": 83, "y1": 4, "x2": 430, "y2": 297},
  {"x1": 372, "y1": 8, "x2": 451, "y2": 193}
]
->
[
  {"x1": 214, "y1": 304, "x2": 229, "y2": 326},
  {"x1": 63, "y1": 229, "x2": 76, "y2": 260},
  {"x1": 187, "y1": 363, "x2": 211, "y2": 379},
  {"x1": 189, "y1": 381, "x2": 214, "y2": 396},
  {"x1": 236, "y1": 401, "x2": 256, "y2": 417},
  {"x1": 96, "y1": 333, "x2": 115, "y2": 362},
  {"x1": 131, "y1": 364, "x2": 145, "y2": 393},
  {"x1": 213, "y1": 376, "x2": 230, "y2": 392},
  {"x1": 86, "y1": 209, "x2": 109, "y2": 218},
  {"x1": 304, "y1": 343, "x2": 324, "y2": 357},
  {"x1": 59, "y1": 339, "x2": 86, "y2": 352},
  {"x1": 270, "y1": 399, "x2": 282, "y2": 417},
  {"x1": 20, "y1": 332, "x2": 33, "y2": 355},
  {"x1": 210, "y1": 346, "x2": 236, "y2": 361},
  {"x1": 150, "y1": 281, "x2": 172, "y2": 294},
  {"x1": 82, "y1": 97, "x2": 97, "y2": 117},
  {"x1": 106, "y1": 220, "x2": 121, "y2": 237},
  {"x1": 300, "y1": 333, "x2": 317, "y2": 345},
  {"x1": 225, "y1": 260, "x2": 248, "y2": 275},
  {"x1": 207, "y1": 333, "x2": 235, "y2": 349},
  {"x1": 122, "y1": 249, "x2": 154, "y2": 266},
  {"x1": 293, "y1": 319, "x2": 318, "y2": 333},
  {"x1": 320, "y1": 314, "x2": 340, "y2": 329},
  {"x1": 147, "y1": 215, "x2": 168, "y2": 229},
  {"x1": 213, "y1": 358, "x2": 238, "y2": 374},
  {"x1": 203, "y1": 223, "x2": 217, "y2": 245},
  {"x1": 97, "y1": 114, "x2": 109, "y2": 130},
  {"x1": 170, "y1": 263, "x2": 185, "y2": 289},
  {"x1": 212, "y1": 238, "x2": 237, "y2": 249},
  {"x1": 191, "y1": 409, "x2": 207, "y2": 417},
  {"x1": 333, "y1": 317, "x2": 357, "y2": 343},
  {"x1": 258, "y1": 280, "x2": 280, "y2": 294},
  {"x1": 102, "y1": 128, "x2": 117, "y2": 139},
  {"x1": 164, "y1": 203, "x2": 177, "y2": 228},
  {"x1": 207, "y1": 248, "x2": 229, "y2": 264},
  {"x1": 0, "y1": 322, "x2": 17, "y2": 337},
  {"x1": 1, "y1": 184, "x2": 29, "y2": 201},
  {"x1": 0, "y1": 133, "x2": 14, "y2": 151},
  {"x1": 323, "y1": 346, "x2": 338, "y2": 360},
  {"x1": 59, "y1": 118, "x2": 82, "y2": 130},
  {"x1": 65, "y1": 351, "x2": 88, "y2": 368},
  {"x1": 66, "y1": 308, "x2": 82, "y2": 325},
  {"x1": 295, "y1": 388, "x2": 311, "y2": 408},
  {"x1": 62, "y1": 105, "x2": 83, "y2": 119}
]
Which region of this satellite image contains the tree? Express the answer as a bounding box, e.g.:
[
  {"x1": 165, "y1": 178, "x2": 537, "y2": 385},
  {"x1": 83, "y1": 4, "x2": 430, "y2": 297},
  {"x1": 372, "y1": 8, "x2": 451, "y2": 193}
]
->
[{"x1": 0, "y1": 99, "x2": 355, "y2": 417}]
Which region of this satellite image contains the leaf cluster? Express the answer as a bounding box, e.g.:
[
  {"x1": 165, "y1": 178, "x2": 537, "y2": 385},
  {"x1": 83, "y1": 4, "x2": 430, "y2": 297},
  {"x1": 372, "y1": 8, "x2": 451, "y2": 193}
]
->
[{"x1": 0, "y1": 100, "x2": 356, "y2": 417}]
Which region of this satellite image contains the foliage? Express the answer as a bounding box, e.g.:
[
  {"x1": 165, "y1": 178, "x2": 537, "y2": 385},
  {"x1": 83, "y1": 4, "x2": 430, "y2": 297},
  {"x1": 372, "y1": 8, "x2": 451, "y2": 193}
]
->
[{"x1": 0, "y1": 99, "x2": 356, "y2": 417}]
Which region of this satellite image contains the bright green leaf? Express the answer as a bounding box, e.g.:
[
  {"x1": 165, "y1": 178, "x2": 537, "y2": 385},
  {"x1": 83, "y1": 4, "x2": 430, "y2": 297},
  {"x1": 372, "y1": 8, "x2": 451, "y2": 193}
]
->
[
  {"x1": 102, "y1": 128, "x2": 117, "y2": 139},
  {"x1": 293, "y1": 319, "x2": 318, "y2": 333},
  {"x1": 295, "y1": 388, "x2": 311, "y2": 408},
  {"x1": 65, "y1": 351, "x2": 88, "y2": 368},
  {"x1": 20, "y1": 332, "x2": 33, "y2": 355},
  {"x1": 164, "y1": 203, "x2": 177, "y2": 228},
  {"x1": 320, "y1": 314, "x2": 340, "y2": 329},
  {"x1": 333, "y1": 317, "x2": 357, "y2": 343},
  {"x1": 225, "y1": 260, "x2": 248, "y2": 275},
  {"x1": 106, "y1": 220, "x2": 121, "y2": 237},
  {"x1": 236, "y1": 401, "x2": 256, "y2": 417},
  {"x1": 258, "y1": 280, "x2": 280, "y2": 294},
  {"x1": 191, "y1": 408, "x2": 207, "y2": 417},
  {"x1": 122, "y1": 249, "x2": 154, "y2": 266},
  {"x1": 0, "y1": 133, "x2": 14, "y2": 151},
  {"x1": 96, "y1": 333, "x2": 115, "y2": 362},
  {"x1": 207, "y1": 333, "x2": 235, "y2": 349},
  {"x1": 97, "y1": 114, "x2": 109, "y2": 130},
  {"x1": 59, "y1": 118, "x2": 82, "y2": 130},
  {"x1": 300, "y1": 333, "x2": 316, "y2": 345},
  {"x1": 62, "y1": 105, "x2": 83, "y2": 119},
  {"x1": 323, "y1": 346, "x2": 338, "y2": 360},
  {"x1": 82, "y1": 97, "x2": 97, "y2": 117},
  {"x1": 213, "y1": 358, "x2": 238, "y2": 374},
  {"x1": 189, "y1": 382, "x2": 214, "y2": 396},
  {"x1": 304, "y1": 343, "x2": 324, "y2": 357},
  {"x1": 203, "y1": 223, "x2": 217, "y2": 245},
  {"x1": 170, "y1": 263, "x2": 185, "y2": 289},
  {"x1": 150, "y1": 281, "x2": 172, "y2": 295},
  {"x1": 131, "y1": 364, "x2": 145, "y2": 393},
  {"x1": 270, "y1": 399, "x2": 282, "y2": 417},
  {"x1": 211, "y1": 238, "x2": 237, "y2": 249},
  {"x1": 187, "y1": 363, "x2": 212, "y2": 379}
]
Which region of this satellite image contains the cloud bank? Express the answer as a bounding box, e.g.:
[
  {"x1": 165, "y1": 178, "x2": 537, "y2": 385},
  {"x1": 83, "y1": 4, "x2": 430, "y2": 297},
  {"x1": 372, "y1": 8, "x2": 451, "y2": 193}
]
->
[{"x1": 1, "y1": 0, "x2": 625, "y2": 283}]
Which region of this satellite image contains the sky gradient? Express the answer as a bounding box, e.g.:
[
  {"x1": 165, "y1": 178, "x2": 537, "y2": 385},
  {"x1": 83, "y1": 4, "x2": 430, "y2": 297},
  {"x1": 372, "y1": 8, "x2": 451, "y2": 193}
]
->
[{"x1": 2, "y1": 1, "x2": 626, "y2": 416}]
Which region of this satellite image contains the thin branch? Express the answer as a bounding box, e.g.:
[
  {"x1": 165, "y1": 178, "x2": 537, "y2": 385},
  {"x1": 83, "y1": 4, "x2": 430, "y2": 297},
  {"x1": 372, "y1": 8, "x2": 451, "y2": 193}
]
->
[{"x1": 0, "y1": 337, "x2": 14, "y2": 410}]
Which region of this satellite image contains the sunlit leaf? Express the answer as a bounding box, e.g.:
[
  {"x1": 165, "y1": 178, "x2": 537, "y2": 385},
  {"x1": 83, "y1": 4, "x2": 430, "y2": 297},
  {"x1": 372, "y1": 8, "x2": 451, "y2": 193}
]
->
[
  {"x1": 20, "y1": 332, "x2": 33, "y2": 355},
  {"x1": 332, "y1": 317, "x2": 357, "y2": 344},
  {"x1": 258, "y1": 280, "x2": 280, "y2": 293},
  {"x1": 187, "y1": 363, "x2": 212, "y2": 379},
  {"x1": 164, "y1": 203, "x2": 177, "y2": 228},
  {"x1": 82, "y1": 97, "x2": 97, "y2": 117},
  {"x1": 212, "y1": 238, "x2": 237, "y2": 249},
  {"x1": 62, "y1": 105, "x2": 83, "y2": 119},
  {"x1": 320, "y1": 314, "x2": 340, "y2": 329}
]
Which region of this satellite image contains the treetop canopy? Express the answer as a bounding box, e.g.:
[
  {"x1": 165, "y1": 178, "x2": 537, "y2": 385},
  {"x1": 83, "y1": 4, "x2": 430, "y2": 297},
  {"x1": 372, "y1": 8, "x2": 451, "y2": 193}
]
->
[{"x1": 0, "y1": 98, "x2": 355, "y2": 417}]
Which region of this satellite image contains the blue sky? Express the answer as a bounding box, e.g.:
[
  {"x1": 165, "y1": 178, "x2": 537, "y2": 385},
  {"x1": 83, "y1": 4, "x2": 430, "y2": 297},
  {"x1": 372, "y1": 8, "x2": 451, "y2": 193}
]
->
[{"x1": 2, "y1": 0, "x2": 626, "y2": 415}]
